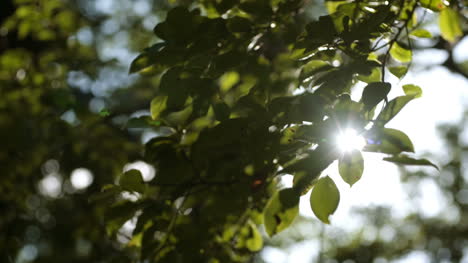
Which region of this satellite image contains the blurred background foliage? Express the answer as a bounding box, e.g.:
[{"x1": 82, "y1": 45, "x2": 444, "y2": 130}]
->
[{"x1": 0, "y1": 0, "x2": 467, "y2": 262}]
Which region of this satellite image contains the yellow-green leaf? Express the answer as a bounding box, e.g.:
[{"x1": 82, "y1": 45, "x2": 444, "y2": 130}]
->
[
  {"x1": 383, "y1": 154, "x2": 439, "y2": 170},
  {"x1": 439, "y1": 8, "x2": 463, "y2": 43},
  {"x1": 245, "y1": 221, "x2": 263, "y2": 252},
  {"x1": 388, "y1": 66, "x2": 408, "y2": 79},
  {"x1": 390, "y1": 42, "x2": 412, "y2": 63},
  {"x1": 292, "y1": 172, "x2": 318, "y2": 196},
  {"x1": 357, "y1": 67, "x2": 382, "y2": 83},
  {"x1": 376, "y1": 95, "x2": 415, "y2": 125},
  {"x1": 402, "y1": 84, "x2": 422, "y2": 98},
  {"x1": 420, "y1": 0, "x2": 446, "y2": 11},
  {"x1": 263, "y1": 188, "x2": 299, "y2": 236},
  {"x1": 410, "y1": 28, "x2": 433, "y2": 38},
  {"x1": 364, "y1": 128, "x2": 414, "y2": 154},
  {"x1": 150, "y1": 96, "x2": 168, "y2": 120},
  {"x1": 310, "y1": 176, "x2": 340, "y2": 224},
  {"x1": 338, "y1": 150, "x2": 364, "y2": 187}
]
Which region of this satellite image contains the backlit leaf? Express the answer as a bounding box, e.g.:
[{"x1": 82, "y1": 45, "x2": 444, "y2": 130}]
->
[
  {"x1": 383, "y1": 154, "x2": 439, "y2": 170},
  {"x1": 129, "y1": 53, "x2": 152, "y2": 74},
  {"x1": 263, "y1": 188, "x2": 299, "y2": 236},
  {"x1": 420, "y1": 0, "x2": 446, "y2": 11},
  {"x1": 376, "y1": 95, "x2": 415, "y2": 125},
  {"x1": 338, "y1": 149, "x2": 364, "y2": 187},
  {"x1": 245, "y1": 221, "x2": 263, "y2": 251},
  {"x1": 299, "y1": 60, "x2": 332, "y2": 83},
  {"x1": 402, "y1": 84, "x2": 422, "y2": 98},
  {"x1": 439, "y1": 8, "x2": 463, "y2": 43},
  {"x1": 310, "y1": 176, "x2": 340, "y2": 224},
  {"x1": 357, "y1": 67, "x2": 382, "y2": 83},
  {"x1": 389, "y1": 66, "x2": 408, "y2": 79},
  {"x1": 390, "y1": 42, "x2": 412, "y2": 63},
  {"x1": 150, "y1": 96, "x2": 168, "y2": 120},
  {"x1": 410, "y1": 28, "x2": 432, "y2": 38},
  {"x1": 364, "y1": 128, "x2": 414, "y2": 154}
]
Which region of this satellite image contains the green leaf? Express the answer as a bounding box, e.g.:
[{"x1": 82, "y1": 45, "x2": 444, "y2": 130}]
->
[
  {"x1": 292, "y1": 172, "x2": 318, "y2": 195},
  {"x1": 128, "y1": 43, "x2": 165, "y2": 74},
  {"x1": 364, "y1": 128, "x2": 414, "y2": 154},
  {"x1": 227, "y1": 17, "x2": 252, "y2": 33},
  {"x1": 439, "y1": 8, "x2": 463, "y2": 43},
  {"x1": 150, "y1": 96, "x2": 168, "y2": 120},
  {"x1": 389, "y1": 66, "x2": 408, "y2": 79},
  {"x1": 282, "y1": 147, "x2": 338, "y2": 194},
  {"x1": 390, "y1": 42, "x2": 412, "y2": 63},
  {"x1": 89, "y1": 185, "x2": 121, "y2": 203},
  {"x1": 105, "y1": 201, "x2": 143, "y2": 236},
  {"x1": 410, "y1": 28, "x2": 433, "y2": 38},
  {"x1": 338, "y1": 150, "x2": 364, "y2": 187},
  {"x1": 245, "y1": 221, "x2": 263, "y2": 252},
  {"x1": 280, "y1": 126, "x2": 299, "y2": 145},
  {"x1": 99, "y1": 109, "x2": 110, "y2": 117},
  {"x1": 126, "y1": 116, "x2": 161, "y2": 128},
  {"x1": 119, "y1": 169, "x2": 145, "y2": 193},
  {"x1": 360, "y1": 82, "x2": 391, "y2": 110},
  {"x1": 357, "y1": 67, "x2": 382, "y2": 83},
  {"x1": 212, "y1": 102, "x2": 230, "y2": 121},
  {"x1": 263, "y1": 188, "x2": 300, "y2": 236},
  {"x1": 299, "y1": 60, "x2": 333, "y2": 83},
  {"x1": 402, "y1": 84, "x2": 422, "y2": 98},
  {"x1": 219, "y1": 71, "x2": 240, "y2": 93},
  {"x1": 420, "y1": 0, "x2": 446, "y2": 11},
  {"x1": 129, "y1": 53, "x2": 152, "y2": 74},
  {"x1": 376, "y1": 95, "x2": 415, "y2": 125},
  {"x1": 383, "y1": 154, "x2": 439, "y2": 170},
  {"x1": 310, "y1": 176, "x2": 340, "y2": 224}
]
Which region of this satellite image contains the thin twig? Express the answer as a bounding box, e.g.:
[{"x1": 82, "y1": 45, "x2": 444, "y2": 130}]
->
[{"x1": 381, "y1": 2, "x2": 418, "y2": 82}]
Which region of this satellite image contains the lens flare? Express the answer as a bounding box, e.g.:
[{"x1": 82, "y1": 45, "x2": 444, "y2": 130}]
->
[{"x1": 336, "y1": 128, "x2": 366, "y2": 153}]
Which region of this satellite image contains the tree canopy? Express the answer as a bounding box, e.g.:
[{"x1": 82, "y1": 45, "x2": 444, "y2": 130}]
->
[{"x1": 1, "y1": 0, "x2": 466, "y2": 262}]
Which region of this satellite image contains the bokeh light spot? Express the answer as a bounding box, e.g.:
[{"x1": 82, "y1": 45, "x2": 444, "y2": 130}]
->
[{"x1": 71, "y1": 168, "x2": 94, "y2": 190}]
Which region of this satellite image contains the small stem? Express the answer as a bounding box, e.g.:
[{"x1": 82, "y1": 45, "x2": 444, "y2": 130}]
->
[{"x1": 381, "y1": 3, "x2": 418, "y2": 82}]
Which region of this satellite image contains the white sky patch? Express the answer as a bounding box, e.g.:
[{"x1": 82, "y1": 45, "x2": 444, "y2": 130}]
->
[
  {"x1": 453, "y1": 37, "x2": 468, "y2": 63},
  {"x1": 394, "y1": 250, "x2": 431, "y2": 263},
  {"x1": 141, "y1": 130, "x2": 159, "y2": 144},
  {"x1": 262, "y1": 247, "x2": 288, "y2": 263},
  {"x1": 117, "y1": 217, "x2": 138, "y2": 244},
  {"x1": 17, "y1": 244, "x2": 38, "y2": 262},
  {"x1": 133, "y1": 0, "x2": 151, "y2": 16},
  {"x1": 280, "y1": 174, "x2": 294, "y2": 188},
  {"x1": 286, "y1": 241, "x2": 319, "y2": 263},
  {"x1": 120, "y1": 191, "x2": 140, "y2": 202},
  {"x1": 390, "y1": 67, "x2": 468, "y2": 159},
  {"x1": 123, "y1": 161, "x2": 155, "y2": 182},
  {"x1": 414, "y1": 178, "x2": 447, "y2": 218},
  {"x1": 76, "y1": 27, "x2": 94, "y2": 45},
  {"x1": 70, "y1": 168, "x2": 94, "y2": 190},
  {"x1": 94, "y1": 0, "x2": 113, "y2": 14}
]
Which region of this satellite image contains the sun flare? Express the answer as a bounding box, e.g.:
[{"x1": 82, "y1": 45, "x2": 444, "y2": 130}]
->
[{"x1": 336, "y1": 128, "x2": 366, "y2": 153}]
